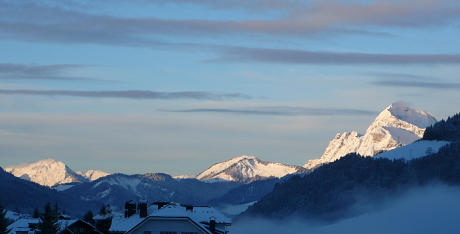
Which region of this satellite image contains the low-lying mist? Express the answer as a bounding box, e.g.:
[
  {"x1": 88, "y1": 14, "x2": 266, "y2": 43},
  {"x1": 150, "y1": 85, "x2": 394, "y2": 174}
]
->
[{"x1": 231, "y1": 184, "x2": 460, "y2": 234}]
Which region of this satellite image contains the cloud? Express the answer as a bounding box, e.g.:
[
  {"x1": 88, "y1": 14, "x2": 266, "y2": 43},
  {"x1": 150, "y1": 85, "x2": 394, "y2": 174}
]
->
[
  {"x1": 0, "y1": 89, "x2": 252, "y2": 101},
  {"x1": 0, "y1": 63, "x2": 106, "y2": 81},
  {"x1": 0, "y1": 0, "x2": 459, "y2": 46},
  {"x1": 0, "y1": 75, "x2": 110, "y2": 82},
  {"x1": 111, "y1": 0, "x2": 307, "y2": 14},
  {"x1": 213, "y1": 47, "x2": 460, "y2": 65},
  {"x1": 165, "y1": 106, "x2": 377, "y2": 116},
  {"x1": 368, "y1": 72, "x2": 460, "y2": 89},
  {"x1": 0, "y1": 63, "x2": 83, "y2": 76},
  {"x1": 366, "y1": 72, "x2": 435, "y2": 80},
  {"x1": 371, "y1": 80, "x2": 460, "y2": 89},
  {"x1": 287, "y1": 0, "x2": 460, "y2": 29}
]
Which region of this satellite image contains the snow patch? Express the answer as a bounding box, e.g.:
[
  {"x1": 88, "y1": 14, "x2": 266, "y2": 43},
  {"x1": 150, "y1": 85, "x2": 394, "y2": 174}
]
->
[{"x1": 374, "y1": 140, "x2": 450, "y2": 160}]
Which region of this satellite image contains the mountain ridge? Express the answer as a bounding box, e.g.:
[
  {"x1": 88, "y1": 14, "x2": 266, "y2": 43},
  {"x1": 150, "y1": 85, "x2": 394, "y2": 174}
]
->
[
  {"x1": 196, "y1": 155, "x2": 307, "y2": 183},
  {"x1": 304, "y1": 102, "x2": 437, "y2": 169},
  {"x1": 4, "y1": 158, "x2": 110, "y2": 187}
]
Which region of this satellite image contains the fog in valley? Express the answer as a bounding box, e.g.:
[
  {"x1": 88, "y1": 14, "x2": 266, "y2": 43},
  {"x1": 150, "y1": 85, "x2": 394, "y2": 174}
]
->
[{"x1": 231, "y1": 184, "x2": 460, "y2": 234}]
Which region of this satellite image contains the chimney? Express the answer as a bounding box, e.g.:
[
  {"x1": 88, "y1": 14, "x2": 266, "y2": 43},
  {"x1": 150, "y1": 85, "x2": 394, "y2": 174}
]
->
[
  {"x1": 125, "y1": 200, "x2": 137, "y2": 218},
  {"x1": 152, "y1": 201, "x2": 169, "y2": 210},
  {"x1": 185, "y1": 205, "x2": 193, "y2": 212},
  {"x1": 209, "y1": 217, "x2": 216, "y2": 234},
  {"x1": 138, "y1": 200, "x2": 148, "y2": 218}
]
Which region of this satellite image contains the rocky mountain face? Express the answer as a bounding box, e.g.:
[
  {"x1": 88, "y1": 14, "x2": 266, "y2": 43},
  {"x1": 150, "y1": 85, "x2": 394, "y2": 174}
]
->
[
  {"x1": 304, "y1": 102, "x2": 437, "y2": 170},
  {"x1": 196, "y1": 155, "x2": 307, "y2": 183},
  {"x1": 4, "y1": 158, "x2": 109, "y2": 187}
]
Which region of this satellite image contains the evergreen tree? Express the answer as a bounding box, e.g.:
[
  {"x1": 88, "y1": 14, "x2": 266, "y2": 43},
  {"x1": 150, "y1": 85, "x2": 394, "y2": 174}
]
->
[
  {"x1": 39, "y1": 203, "x2": 59, "y2": 234},
  {"x1": 0, "y1": 202, "x2": 11, "y2": 234},
  {"x1": 33, "y1": 207, "x2": 40, "y2": 219},
  {"x1": 83, "y1": 211, "x2": 94, "y2": 225},
  {"x1": 53, "y1": 203, "x2": 60, "y2": 219},
  {"x1": 96, "y1": 204, "x2": 112, "y2": 234},
  {"x1": 98, "y1": 204, "x2": 107, "y2": 216}
]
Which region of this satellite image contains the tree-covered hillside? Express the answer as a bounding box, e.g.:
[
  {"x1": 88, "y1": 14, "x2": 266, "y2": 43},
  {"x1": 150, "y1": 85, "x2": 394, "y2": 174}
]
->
[{"x1": 423, "y1": 112, "x2": 460, "y2": 141}]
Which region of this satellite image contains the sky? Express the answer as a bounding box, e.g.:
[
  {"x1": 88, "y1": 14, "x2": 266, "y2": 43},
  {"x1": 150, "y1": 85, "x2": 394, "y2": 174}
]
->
[{"x1": 1, "y1": 0, "x2": 460, "y2": 175}]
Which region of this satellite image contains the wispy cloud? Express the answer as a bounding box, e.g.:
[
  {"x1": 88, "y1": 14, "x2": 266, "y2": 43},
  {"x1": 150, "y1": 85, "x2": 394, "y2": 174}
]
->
[
  {"x1": 0, "y1": 63, "x2": 83, "y2": 76},
  {"x1": 371, "y1": 80, "x2": 460, "y2": 89},
  {"x1": 0, "y1": 89, "x2": 252, "y2": 101},
  {"x1": 165, "y1": 106, "x2": 377, "y2": 116},
  {"x1": 213, "y1": 47, "x2": 460, "y2": 65},
  {"x1": 368, "y1": 72, "x2": 460, "y2": 89},
  {"x1": 0, "y1": 63, "x2": 106, "y2": 81},
  {"x1": 366, "y1": 72, "x2": 436, "y2": 80},
  {"x1": 1, "y1": 0, "x2": 459, "y2": 46},
  {"x1": 95, "y1": 0, "x2": 307, "y2": 14}
]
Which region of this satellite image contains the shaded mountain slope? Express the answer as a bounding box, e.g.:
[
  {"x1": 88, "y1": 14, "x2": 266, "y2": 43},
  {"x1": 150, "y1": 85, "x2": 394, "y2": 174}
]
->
[{"x1": 60, "y1": 173, "x2": 243, "y2": 209}]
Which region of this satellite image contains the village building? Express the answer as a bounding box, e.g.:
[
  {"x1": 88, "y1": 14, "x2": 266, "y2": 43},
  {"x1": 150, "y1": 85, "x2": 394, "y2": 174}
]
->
[
  {"x1": 109, "y1": 200, "x2": 231, "y2": 234},
  {"x1": 7, "y1": 218, "x2": 101, "y2": 234}
]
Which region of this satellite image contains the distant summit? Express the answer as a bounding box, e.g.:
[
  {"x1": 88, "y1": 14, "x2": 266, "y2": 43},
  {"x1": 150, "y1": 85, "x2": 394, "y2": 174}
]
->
[
  {"x1": 4, "y1": 158, "x2": 109, "y2": 187},
  {"x1": 197, "y1": 155, "x2": 307, "y2": 182},
  {"x1": 76, "y1": 169, "x2": 110, "y2": 181},
  {"x1": 304, "y1": 102, "x2": 437, "y2": 170}
]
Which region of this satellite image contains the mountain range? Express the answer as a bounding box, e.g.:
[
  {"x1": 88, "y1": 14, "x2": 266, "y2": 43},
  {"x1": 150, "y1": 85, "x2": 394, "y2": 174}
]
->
[
  {"x1": 1, "y1": 102, "x2": 451, "y2": 220},
  {"x1": 4, "y1": 102, "x2": 435, "y2": 188}
]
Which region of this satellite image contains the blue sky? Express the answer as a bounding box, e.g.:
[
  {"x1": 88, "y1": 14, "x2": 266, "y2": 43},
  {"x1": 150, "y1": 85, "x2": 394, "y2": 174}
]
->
[{"x1": 1, "y1": 0, "x2": 460, "y2": 175}]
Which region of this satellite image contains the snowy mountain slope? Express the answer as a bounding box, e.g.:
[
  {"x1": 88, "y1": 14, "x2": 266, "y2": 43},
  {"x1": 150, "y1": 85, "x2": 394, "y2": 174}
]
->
[
  {"x1": 4, "y1": 158, "x2": 110, "y2": 187},
  {"x1": 374, "y1": 140, "x2": 450, "y2": 160},
  {"x1": 173, "y1": 174, "x2": 197, "y2": 179},
  {"x1": 197, "y1": 155, "x2": 307, "y2": 182},
  {"x1": 76, "y1": 169, "x2": 110, "y2": 181},
  {"x1": 4, "y1": 158, "x2": 86, "y2": 187},
  {"x1": 304, "y1": 102, "x2": 437, "y2": 170},
  {"x1": 60, "y1": 172, "x2": 243, "y2": 211}
]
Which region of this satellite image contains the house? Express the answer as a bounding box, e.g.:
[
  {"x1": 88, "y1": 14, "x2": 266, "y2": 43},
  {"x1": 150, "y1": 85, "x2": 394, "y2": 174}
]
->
[
  {"x1": 109, "y1": 200, "x2": 231, "y2": 234},
  {"x1": 7, "y1": 218, "x2": 39, "y2": 234},
  {"x1": 7, "y1": 218, "x2": 101, "y2": 234}
]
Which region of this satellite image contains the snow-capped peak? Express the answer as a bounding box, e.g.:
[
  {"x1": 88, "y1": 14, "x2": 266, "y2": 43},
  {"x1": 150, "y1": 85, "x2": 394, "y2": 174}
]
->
[
  {"x1": 4, "y1": 158, "x2": 83, "y2": 187},
  {"x1": 386, "y1": 102, "x2": 437, "y2": 128},
  {"x1": 196, "y1": 155, "x2": 306, "y2": 182},
  {"x1": 304, "y1": 102, "x2": 437, "y2": 170}
]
